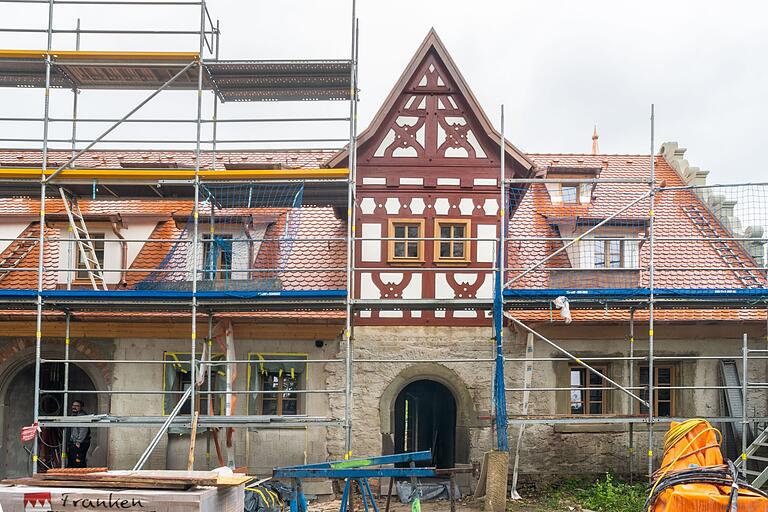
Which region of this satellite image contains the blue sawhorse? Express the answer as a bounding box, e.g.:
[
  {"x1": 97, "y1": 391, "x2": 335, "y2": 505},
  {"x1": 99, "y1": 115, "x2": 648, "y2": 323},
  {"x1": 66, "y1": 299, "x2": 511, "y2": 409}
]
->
[{"x1": 274, "y1": 451, "x2": 436, "y2": 512}]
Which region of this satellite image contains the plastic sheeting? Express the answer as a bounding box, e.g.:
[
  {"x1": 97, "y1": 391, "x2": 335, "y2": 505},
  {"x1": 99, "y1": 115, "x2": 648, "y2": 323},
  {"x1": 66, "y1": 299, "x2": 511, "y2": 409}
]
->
[{"x1": 395, "y1": 480, "x2": 459, "y2": 504}]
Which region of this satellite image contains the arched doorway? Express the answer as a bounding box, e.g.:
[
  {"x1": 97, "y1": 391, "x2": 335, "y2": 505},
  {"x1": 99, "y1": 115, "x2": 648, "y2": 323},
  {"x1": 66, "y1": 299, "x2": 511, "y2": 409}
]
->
[
  {"x1": 2, "y1": 362, "x2": 98, "y2": 477},
  {"x1": 394, "y1": 380, "x2": 456, "y2": 468}
]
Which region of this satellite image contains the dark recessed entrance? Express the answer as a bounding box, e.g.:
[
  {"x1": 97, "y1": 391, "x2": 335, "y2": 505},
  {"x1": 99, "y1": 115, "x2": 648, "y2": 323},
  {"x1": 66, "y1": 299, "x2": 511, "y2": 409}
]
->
[{"x1": 394, "y1": 379, "x2": 456, "y2": 468}]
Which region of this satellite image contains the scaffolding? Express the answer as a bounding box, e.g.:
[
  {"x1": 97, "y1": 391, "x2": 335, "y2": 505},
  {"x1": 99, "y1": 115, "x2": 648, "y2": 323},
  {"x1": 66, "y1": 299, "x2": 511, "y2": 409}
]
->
[{"x1": 0, "y1": 0, "x2": 766, "y2": 488}]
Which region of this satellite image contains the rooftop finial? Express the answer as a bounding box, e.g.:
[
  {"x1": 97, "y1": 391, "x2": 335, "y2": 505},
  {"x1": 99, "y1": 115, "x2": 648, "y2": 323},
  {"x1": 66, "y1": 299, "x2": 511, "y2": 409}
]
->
[{"x1": 591, "y1": 125, "x2": 600, "y2": 155}]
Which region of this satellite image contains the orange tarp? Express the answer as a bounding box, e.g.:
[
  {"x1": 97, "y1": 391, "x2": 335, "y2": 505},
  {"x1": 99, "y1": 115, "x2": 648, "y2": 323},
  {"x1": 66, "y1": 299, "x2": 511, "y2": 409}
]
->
[{"x1": 651, "y1": 421, "x2": 767, "y2": 512}]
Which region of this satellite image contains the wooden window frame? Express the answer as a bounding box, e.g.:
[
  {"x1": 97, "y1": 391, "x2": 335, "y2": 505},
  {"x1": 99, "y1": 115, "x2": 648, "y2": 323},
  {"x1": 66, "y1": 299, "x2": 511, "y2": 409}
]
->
[
  {"x1": 387, "y1": 219, "x2": 425, "y2": 263},
  {"x1": 73, "y1": 232, "x2": 105, "y2": 284},
  {"x1": 593, "y1": 237, "x2": 625, "y2": 269},
  {"x1": 434, "y1": 219, "x2": 471, "y2": 264},
  {"x1": 569, "y1": 364, "x2": 609, "y2": 415},
  {"x1": 247, "y1": 353, "x2": 307, "y2": 416},
  {"x1": 639, "y1": 363, "x2": 676, "y2": 417}
]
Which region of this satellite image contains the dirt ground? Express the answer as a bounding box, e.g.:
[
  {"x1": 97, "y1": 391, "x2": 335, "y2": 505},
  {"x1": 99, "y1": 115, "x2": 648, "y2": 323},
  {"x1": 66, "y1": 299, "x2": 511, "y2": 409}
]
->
[{"x1": 308, "y1": 497, "x2": 484, "y2": 512}]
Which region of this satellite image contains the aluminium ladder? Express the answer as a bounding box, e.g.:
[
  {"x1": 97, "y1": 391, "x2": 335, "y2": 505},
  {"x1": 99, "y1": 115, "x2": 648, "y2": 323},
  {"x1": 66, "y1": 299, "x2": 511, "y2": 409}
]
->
[
  {"x1": 59, "y1": 188, "x2": 108, "y2": 290},
  {"x1": 681, "y1": 204, "x2": 765, "y2": 288},
  {"x1": 736, "y1": 423, "x2": 768, "y2": 488}
]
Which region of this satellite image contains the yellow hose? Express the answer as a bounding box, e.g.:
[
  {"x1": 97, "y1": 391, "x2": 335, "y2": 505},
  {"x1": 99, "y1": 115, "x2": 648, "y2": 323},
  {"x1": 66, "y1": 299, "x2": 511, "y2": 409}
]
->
[{"x1": 647, "y1": 419, "x2": 722, "y2": 512}]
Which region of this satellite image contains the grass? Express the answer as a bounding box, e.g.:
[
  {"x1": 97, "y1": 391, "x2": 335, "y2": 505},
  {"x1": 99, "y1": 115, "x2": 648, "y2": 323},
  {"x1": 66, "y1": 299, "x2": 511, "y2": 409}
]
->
[{"x1": 507, "y1": 474, "x2": 646, "y2": 512}]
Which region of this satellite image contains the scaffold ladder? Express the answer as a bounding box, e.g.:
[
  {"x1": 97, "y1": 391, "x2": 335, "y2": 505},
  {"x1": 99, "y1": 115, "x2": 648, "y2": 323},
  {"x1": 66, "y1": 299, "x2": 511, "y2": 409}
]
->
[
  {"x1": 736, "y1": 423, "x2": 768, "y2": 488},
  {"x1": 59, "y1": 188, "x2": 108, "y2": 290},
  {"x1": 681, "y1": 204, "x2": 765, "y2": 288}
]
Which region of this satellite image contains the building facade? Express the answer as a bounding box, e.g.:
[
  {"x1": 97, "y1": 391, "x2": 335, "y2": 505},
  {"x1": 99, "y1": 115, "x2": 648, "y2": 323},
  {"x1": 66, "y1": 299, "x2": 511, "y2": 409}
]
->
[{"x1": 0, "y1": 30, "x2": 765, "y2": 487}]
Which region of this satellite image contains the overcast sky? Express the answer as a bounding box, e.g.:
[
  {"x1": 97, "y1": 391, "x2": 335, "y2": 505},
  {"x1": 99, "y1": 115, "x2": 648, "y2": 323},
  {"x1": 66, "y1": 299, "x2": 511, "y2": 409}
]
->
[{"x1": 2, "y1": 0, "x2": 766, "y2": 185}]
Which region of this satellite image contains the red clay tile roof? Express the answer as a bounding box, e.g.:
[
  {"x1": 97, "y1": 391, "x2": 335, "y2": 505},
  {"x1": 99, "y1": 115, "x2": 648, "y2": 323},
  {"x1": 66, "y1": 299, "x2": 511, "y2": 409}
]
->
[
  {"x1": 0, "y1": 149, "x2": 765, "y2": 323},
  {"x1": 510, "y1": 154, "x2": 766, "y2": 290},
  {"x1": 0, "y1": 149, "x2": 337, "y2": 170}
]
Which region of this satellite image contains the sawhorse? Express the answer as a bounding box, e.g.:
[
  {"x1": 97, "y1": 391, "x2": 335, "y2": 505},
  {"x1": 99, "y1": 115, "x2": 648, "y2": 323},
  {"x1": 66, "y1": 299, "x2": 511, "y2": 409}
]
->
[{"x1": 274, "y1": 451, "x2": 436, "y2": 512}]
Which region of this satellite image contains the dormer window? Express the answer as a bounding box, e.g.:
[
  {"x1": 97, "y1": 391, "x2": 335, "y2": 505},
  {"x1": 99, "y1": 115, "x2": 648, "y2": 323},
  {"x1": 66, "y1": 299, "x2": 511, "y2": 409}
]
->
[
  {"x1": 579, "y1": 236, "x2": 639, "y2": 269},
  {"x1": 545, "y1": 166, "x2": 601, "y2": 205},
  {"x1": 594, "y1": 238, "x2": 623, "y2": 268}
]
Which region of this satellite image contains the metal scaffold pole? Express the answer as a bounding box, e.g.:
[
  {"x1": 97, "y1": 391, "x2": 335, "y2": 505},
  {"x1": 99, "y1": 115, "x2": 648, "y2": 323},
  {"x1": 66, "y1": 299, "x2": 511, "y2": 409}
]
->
[
  {"x1": 494, "y1": 105, "x2": 508, "y2": 450},
  {"x1": 628, "y1": 308, "x2": 635, "y2": 482},
  {"x1": 647, "y1": 103, "x2": 656, "y2": 481},
  {"x1": 188, "y1": 0, "x2": 207, "y2": 464},
  {"x1": 33, "y1": 0, "x2": 55, "y2": 475},
  {"x1": 742, "y1": 333, "x2": 748, "y2": 480},
  {"x1": 343, "y1": 0, "x2": 358, "y2": 457}
]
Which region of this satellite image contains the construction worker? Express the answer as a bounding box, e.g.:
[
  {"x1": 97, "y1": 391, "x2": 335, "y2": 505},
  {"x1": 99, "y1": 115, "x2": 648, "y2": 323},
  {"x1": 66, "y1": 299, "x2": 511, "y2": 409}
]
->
[{"x1": 67, "y1": 400, "x2": 91, "y2": 468}]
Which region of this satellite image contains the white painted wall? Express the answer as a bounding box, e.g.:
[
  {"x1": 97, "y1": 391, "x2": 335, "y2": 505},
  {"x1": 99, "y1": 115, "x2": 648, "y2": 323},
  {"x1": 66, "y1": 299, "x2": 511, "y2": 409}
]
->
[{"x1": 0, "y1": 222, "x2": 32, "y2": 255}]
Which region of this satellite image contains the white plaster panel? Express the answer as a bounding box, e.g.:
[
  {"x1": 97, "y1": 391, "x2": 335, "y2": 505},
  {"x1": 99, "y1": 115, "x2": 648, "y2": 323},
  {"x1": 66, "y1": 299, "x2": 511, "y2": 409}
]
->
[
  {"x1": 399, "y1": 177, "x2": 424, "y2": 186},
  {"x1": 361, "y1": 223, "x2": 382, "y2": 262},
  {"x1": 384, "y1": 197, "x2": 402, "y2": 215},
  {"x1": 359, "y1": 273, "x2": 380, "y2": 299},
  {"x1": 0, "y1": 222, "x2": 30, "y2": 255},
  {"x1": 459, "y1": 198, "x2": 475, "y2": 216},
  {"x1": 437, "y1": 178, "x2": 460, "y2": 186},
  {"x1": 380, "y1": 310, "x2": 404, "y2": 318},
  {"x1": 476, "y1": 224, "x2": 497, "y2": 263},
  {"x1": 483, "y1": 198, "x2": 499, "y2": 216},
  {"x1": 434, "y1": 198, "x2": 450, "y2": 215},
  {"x1": 453, "y1": 310, "x2": 478, "y2": 318},
  {"x1": 360, "y1": 197, "x2": 377, "y2": 215},
  {"x1": 475, "y1": 273, "x2": 494, "y2": 299},
  {"x1": 545, "y1": 183, "x2": 562, "y2": 203},
  {"x1": 434, "y1": 273, "x2": 454, "y2": 299},
  {"x1": 124, "y1": 221, "x2": 160, "y2": 268},
  {"x1": 435, "y1": 310, "x2": 446, "y2": 318},
  {"x1": 474, "y1": 178, "x2": 497, "y2": 186},
  {"x1": 359, "y1": 310, "x2": 372, "y2": 318},
  {"x1": 410, "y1": 310, "x2": 422, "y2": 318},
  {"x1": 409, "y1": 197, "x2": 426, "y2": 215},
  {"x1": 362, "y1": 177, "x2": 386, "y2": 185},
  {"x1": 401, "y1": 273, "x2": 422, "y2": 300}
]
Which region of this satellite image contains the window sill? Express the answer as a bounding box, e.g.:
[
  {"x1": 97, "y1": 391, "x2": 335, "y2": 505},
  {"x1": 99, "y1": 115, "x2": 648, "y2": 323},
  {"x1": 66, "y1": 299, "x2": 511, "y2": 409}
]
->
[
  {"x1": 386, "y1": 259, "x2": 425, "y2": 265},
  {"x1": 433, "y1": 260, "x2": 471, "y2": 266}
]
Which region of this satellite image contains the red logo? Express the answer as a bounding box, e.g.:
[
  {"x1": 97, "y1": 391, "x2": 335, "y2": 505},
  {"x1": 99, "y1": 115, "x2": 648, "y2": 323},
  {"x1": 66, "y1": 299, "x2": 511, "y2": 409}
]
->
[{"x1": 23, "y1": 492, "x2": 52, "y2": 512}]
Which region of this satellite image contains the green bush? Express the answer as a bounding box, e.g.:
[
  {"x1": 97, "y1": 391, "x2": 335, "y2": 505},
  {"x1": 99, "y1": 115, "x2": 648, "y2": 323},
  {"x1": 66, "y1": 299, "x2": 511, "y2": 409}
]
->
[{"x1": 575, "y1": 474, "x2": 645, "y2": 512}]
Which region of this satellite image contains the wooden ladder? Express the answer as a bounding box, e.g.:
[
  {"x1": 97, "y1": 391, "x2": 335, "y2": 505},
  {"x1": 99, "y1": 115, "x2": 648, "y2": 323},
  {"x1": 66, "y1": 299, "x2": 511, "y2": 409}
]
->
[{"x1": 59, "y1": 188, "x2": 107, "y2": 290}]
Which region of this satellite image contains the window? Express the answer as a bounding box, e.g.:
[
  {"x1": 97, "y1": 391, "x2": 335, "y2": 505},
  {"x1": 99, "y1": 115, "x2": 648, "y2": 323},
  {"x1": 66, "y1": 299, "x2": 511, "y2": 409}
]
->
[
  {"x1": 248, "y1": 354, "x2": 307, "y2": 416},
  {"x1": 163, "y1": 352, "x2": 225, "y2": 416},
  {"x1": 435, "y1": 220, "x2": 471, "y2": 263},
  {"x1": 202, "y1": 234, "x2": 233, "y2": 280},
  {"x1": 75, "y1": 232, "x2": 105, "y2": 281},
  {"x1": 388, "y1": 220, "x2": 424, "y2": 262},
  {"x1": 640, "y1": 364, "x2": 675, "y2": 417},
  {"x1": 570, "y1": 365, "x2": 608, "y2": 415},
  {"x1": 594, "y1": 239, "x2": 623, "y2": 269},
  {"x1": 561, "y1": 185, "x2": 579, "y2": 204}
]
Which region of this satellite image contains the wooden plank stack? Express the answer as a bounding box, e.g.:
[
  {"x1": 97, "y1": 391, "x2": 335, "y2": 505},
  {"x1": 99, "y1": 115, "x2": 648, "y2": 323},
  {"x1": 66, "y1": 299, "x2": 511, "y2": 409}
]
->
[{"x1": 2, "y1": 469, "x2": 252, "y2": 490}]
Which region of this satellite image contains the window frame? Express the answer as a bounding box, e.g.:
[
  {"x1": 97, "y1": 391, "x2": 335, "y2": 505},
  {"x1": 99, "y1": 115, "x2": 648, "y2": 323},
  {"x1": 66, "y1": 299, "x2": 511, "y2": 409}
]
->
[
  {"x1": 247, "y1": 353, "x2": 307, "y2": 416},
  {"x1": 560, "y1": 184, "x2": 580, "y2": 204},
  {"x1": 202, "y1": 233, "x2": 234, "y2": 281},
  {"x1": 639, "y1": 363, "x2": 676, "y2": 417},
  {"x1": 434, "y1": 219, "x2": 471, "y2": 264},
  {"x1": 568, "y1": 364, "x2": 609, "y2": 415},
  {"x1": 387, "y1": 219, "x2": 425, "y2": 263},
  {"x1": 162, "y1": 351, "x2": 226, "y2": 416},
  {"x1": 593, "y1": 237, "x2": 625, "y2": 269},
  {"x1": 73, "y1": 232, "x2": 106, "y2": 283}
]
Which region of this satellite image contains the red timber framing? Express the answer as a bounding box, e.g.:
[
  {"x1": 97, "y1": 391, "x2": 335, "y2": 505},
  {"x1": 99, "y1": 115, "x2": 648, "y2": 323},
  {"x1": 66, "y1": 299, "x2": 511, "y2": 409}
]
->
[{"x1": 330, "y1": 30, "x2": 532, "y2": 325}]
